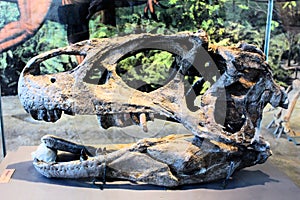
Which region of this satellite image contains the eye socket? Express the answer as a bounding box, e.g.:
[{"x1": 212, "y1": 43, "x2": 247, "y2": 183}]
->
[{"x1": 116, "y1": 50, "x2": 176, "y2": 93}]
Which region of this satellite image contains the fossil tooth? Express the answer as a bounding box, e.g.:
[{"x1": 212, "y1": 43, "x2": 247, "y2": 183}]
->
[
  {"x1": 131, "y1": 113, "x2": 140, "y2": 125},
  {"x1": 123, "y1": 113, "x2": 131, "y2": 121},
  {"x1": 45, "y1": 110, "x2": 54, "y2": 122},
  {"x1": 53, "y1": 109, "x2": 62, "y2": 121},
  {"x1": 37, "y1": 109, "x2": 46, "y2": 120},
  {"x1": 114, "y1": 114, "x2": 124, "y2": 127},
  {"x1": 44, "y1": 109, "x2": 61, "y2": 122},
  {"x1": 139, "y1": 113, "x2": 148, "y2": 132},
  {"x1": 149, "y1": 113, "x2": 155, "y2": 121}
]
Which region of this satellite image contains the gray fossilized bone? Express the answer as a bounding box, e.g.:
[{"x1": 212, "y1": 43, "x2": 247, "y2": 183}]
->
[
  {"x1": 18, "y1": 31, "x2": 288, "y2": 186},
  {"x1": 32, "y1": 134, "x2": 271, "y2": 187}
]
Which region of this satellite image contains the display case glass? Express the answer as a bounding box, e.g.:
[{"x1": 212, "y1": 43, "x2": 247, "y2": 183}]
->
[
  {"x1": 0, "y1": 87, "x2": 5, "y2": 161},
  {"x1": 0, "y1": 0, "x2": 299, "y2": 187}
]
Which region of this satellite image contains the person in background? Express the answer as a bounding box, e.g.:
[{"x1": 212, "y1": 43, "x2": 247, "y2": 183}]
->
[
  {"x1": 0, "y1": 0, "x2": 91, "y2": 63},
  {"x1": 144, "y1": 0, "x2": 169, "y2": 21},
  {"x1": 59, "y1": 0, "x2": 91, "y2": 63}
]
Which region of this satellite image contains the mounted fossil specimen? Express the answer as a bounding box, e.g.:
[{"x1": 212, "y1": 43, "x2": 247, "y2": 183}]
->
[{"x1": 18, "y1": 31, "x2": 288, "y2": 187}]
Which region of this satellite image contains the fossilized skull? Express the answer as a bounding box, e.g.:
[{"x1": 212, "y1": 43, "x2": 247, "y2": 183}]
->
[{"x1": 18, "y1": 31, "x2": 288, "y2": 186}]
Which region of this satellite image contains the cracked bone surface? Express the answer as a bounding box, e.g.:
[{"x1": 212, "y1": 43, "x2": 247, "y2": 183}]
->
[{"x1": 18, "y1": 31, "x2": 288, "y2": 187}]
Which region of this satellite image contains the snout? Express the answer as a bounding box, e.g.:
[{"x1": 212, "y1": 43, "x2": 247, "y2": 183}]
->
[{"x1": 18, "y1": 72, "x2": 75, "y2": 122}]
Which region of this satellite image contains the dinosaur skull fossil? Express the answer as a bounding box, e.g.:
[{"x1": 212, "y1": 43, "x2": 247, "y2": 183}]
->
[{"x1": 18, "y1": 31, "x2": 288, "y2": 186}]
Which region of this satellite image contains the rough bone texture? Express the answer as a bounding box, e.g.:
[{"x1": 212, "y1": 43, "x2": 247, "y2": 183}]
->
[
  {"x1": 18, "y1": 31, "x2": 288, "y2": 186},
  {"x1": 33, "y1": 134, "x2": 270, "y2": 187}
]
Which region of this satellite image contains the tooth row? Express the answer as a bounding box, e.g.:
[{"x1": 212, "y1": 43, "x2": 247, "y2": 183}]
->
[
  {"x1": 29, "y1": 109, "x2": 62, "y2": 122},
  {"x1": 97, "y1": 112, "x2": 155, "y2": 132},
  {"x1": 34, "y1": 159, "x2": 104, "y2": 179}
]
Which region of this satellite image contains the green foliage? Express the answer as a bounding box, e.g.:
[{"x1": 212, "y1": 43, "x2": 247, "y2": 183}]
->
[
  {"x1": 89, "y1": 15, "x2": 117, "y2": 38},
  {"x1": 6, "y1": 20, "x2": 74, "y2": 75},
  {"x1": 0, "y1": 5, "x2": 74, "y2": 95},
  {"x1": 267, "y1": 33, "x2": 291, "y2": 83},
  {"x1": 117, "y1": 50, "x2": 174, "y2": 89},
  {"x1": 282, "y1": 1, "x2": 297, "y2": 9},
  {"x1": 200, "y1": 81, "x2": 211, "y2": 95},
  {"x1": 0, "y1": 2, "x2": 19, "y2": 28}
]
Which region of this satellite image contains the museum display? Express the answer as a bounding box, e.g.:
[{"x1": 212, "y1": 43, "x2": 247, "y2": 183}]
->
[
  {"x1": 267, "y1": 79, "x2": 300, "y2": 145},
  {"x1": 17, "y1": 30, "x2": 288, "y2": 187}
]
